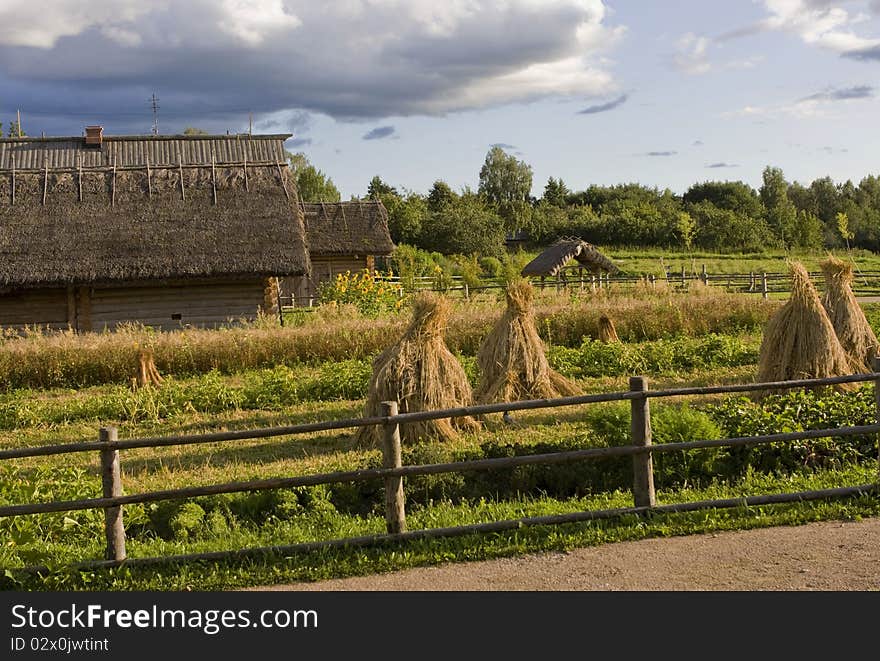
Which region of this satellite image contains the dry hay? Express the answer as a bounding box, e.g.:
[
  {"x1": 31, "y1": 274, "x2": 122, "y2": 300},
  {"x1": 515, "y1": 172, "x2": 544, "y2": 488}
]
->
[
  {"x1": 474, "y1": 280, "x2": 581, "y2": 404},
  {"x1": 755, "y1": 262, "x2": 856, "y2": 395},
  {"x1": 820, "y1": 255, "x2": 879, "y2": 372},
  {"x1": 597, "y1": 315, "x2": 621, "y2": 343},
  {"x1": 356, "y1": 292, "x2": 479, "y2": 445},
  {"x1": 133, "y1": 348, "x2": 163, "y2": 389}
]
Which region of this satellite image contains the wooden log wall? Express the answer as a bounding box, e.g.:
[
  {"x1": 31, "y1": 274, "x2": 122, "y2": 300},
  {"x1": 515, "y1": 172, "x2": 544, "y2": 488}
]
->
[{"x1": 88, "y1": 280, "x2": 266, "y2": 331}]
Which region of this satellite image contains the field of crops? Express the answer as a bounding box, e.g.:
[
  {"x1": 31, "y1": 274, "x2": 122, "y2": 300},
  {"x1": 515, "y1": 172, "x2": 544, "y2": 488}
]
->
[{"x1": 2, "y1": 283, "x2": 880, "y2": 590}]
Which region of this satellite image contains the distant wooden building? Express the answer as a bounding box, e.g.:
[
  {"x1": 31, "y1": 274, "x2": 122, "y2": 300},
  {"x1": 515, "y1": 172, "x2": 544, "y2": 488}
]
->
[
  {"x1": 0, "y1": 130, "x2": 310, "y2": 331},
  {"x1": 286, "y1": 200, "x2": 394, "y2": 304},
  {"x1": 521, "y1": 239, "x2": 618, "y2": 283}
]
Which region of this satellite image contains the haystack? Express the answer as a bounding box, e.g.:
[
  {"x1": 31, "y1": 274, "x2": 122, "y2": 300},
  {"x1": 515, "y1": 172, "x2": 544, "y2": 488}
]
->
[
  {"x1": 821, "y1": 256, "x2": 879, "y2": 372},
  {"x1": 598, "y1": 315, "x2": 621, "y2": 343},
  {"x1": 356, "y1": 292, "x2": 479, "y2": 445},
  {"x1": 474, "y1": 280, "x2": 581, "y2": 404},
  {"x1": 133, "y1": 349, "x2": 163, "y2": 389},
  {"x1": 755, "y1": 262, "x2": 856, "y2": 394}
]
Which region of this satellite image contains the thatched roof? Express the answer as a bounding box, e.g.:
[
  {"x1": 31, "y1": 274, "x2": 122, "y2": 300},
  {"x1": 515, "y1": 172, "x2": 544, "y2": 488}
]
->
[
  {"x1": 302, "y1": 200, "x2": 394, "y2": 256},
  {"x1": 521, "y1": 240, "x2": 618, "y2": 277},
  {"x1": 0, "y1": 135, "x2": 310, "y2": 289}
]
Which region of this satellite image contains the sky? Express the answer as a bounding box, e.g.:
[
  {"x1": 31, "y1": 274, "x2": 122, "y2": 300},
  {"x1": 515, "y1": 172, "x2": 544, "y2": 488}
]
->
[{"x1": 1, "y1": 0, "x2": 879, "y2": 198}]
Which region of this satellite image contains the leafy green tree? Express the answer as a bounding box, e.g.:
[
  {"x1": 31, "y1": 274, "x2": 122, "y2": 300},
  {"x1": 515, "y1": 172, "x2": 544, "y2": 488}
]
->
[
  {"x1": 285, "y1": 151, "x2": 341, "y2": 203},
  {"x1": 297, "y1": 167, "x2": 341, "y2": 202},
  {"x1": 683, "y1": 181, "x2": 763, "y2": 218},
  {"x1": 7, "y1": 120, "x2": 24, "y2": 137},
  {"x1": 760, "y1": 166, "x2": 797, "y2": 248},
  {"x1": 419, "y1": 191, "x2": 505, "y2": 257},
  {"x1": 836, "y1": 212, "x2": 854, "y2": 250},
  {"x1": 183, "y1": 127, "x2": 209, "y2": 135},
  {"x1": 674, "y1": 211, "x2": 695, "y2": 251},
  {"x1": 384, "y1": 192, "x2": 426, "y2": 246},
  {"x1": 689, "y1": 201, "x2": 773, "y2": 251},
  {"x1": 367, "y1": 175, "x2": 397, "y2": 199},
  {"x1": 427, "y1": 180, "x2": 457, "y2": 212},
  {"x1": 791, "y1": 210, "x2": 824, "y2": 250},
  {"x1": 478, "y1": 146, "x2": 533, "y2": 232},
  {"x1": 286, "y1": 151, "x2": 309, "y2": 176},
  {"x1": 542, "y1": 177, "x2": 570, "y2": 207}
]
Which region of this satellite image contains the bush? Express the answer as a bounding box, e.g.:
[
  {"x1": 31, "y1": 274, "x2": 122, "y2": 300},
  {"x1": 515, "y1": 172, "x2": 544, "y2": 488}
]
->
[{"x1": 317, "y1": 269, "x2": 403, "y2": 316}]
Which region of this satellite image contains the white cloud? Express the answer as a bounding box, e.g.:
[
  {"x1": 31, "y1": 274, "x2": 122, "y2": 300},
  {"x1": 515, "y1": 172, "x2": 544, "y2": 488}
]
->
[
  {"x1": 758, "y1": 0, "x2": 880, "y2": 54},
  {"x1": 674, "y1": 32, "x2": 712, "y2": 74}
]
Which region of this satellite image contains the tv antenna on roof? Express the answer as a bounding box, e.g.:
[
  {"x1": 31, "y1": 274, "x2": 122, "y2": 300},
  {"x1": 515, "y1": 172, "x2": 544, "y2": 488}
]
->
[{"x1": 150, "y1": 93, "x2": 160, "y2": 135}]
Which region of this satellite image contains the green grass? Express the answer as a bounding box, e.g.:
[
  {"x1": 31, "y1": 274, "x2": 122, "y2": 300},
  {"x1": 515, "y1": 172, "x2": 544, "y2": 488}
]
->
[
  {"x1": 3, "y1": 463, "x2": 877, "y2": 591},
  {"x1": 2, "y1": 285, "x2": 879, "y2": 591},
  {"x1": 603, "y1": 248, "x2": 880, "y2": 277}
]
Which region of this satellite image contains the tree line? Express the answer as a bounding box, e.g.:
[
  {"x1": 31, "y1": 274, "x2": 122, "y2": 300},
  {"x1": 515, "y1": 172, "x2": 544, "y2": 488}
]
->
[{"x1": 289, "y1": 145, "x2": 880, "y2": 257}]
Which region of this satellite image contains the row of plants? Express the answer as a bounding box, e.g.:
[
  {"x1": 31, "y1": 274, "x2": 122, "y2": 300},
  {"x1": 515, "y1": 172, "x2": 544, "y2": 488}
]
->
[
  {"x1": 0, "y1": 288, "x2": 776, "y2": 391},
  {"x1": 0, "y1": 333, "x2": 762, "y2": 430}
]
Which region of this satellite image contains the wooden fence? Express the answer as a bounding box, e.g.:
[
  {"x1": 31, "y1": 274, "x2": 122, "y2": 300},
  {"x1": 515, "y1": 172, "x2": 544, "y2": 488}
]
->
[
  {"x1": 3, "y1": 366, "x2": 880, "y2": 572},
  {"x1": 279, "y1": 268, "x2": 880, "y2": 310}
]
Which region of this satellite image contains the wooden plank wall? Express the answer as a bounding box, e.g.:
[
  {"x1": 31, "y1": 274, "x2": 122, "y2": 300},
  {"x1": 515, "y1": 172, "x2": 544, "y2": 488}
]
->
[
  {"x1": 89, "y1": 280, "x2": 266, "y2": 331},
  {"x1": 0, "y1": 288, "x2": 69, "y2": 331}
]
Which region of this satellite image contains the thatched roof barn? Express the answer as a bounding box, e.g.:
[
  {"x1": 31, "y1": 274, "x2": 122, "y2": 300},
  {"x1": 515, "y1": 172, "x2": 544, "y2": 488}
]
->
[
  {"x1": 521, "y1": 239, "x2": 618, "y2": 279},
  {"x1": 286, "y1": 200, "x2": 394, "y2": 305},
  {"x1": 0, "y1": 130, "x2": 309, "y2": 331}
]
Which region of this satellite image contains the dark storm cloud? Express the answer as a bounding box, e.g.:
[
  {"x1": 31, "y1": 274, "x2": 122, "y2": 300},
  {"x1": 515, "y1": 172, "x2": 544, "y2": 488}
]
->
[
  {"x1": 0, "y1": 1, "x2": 620, "y2": 136},
  {"x1": 490, "y1": 143, "x2": 518, "y2": 150},
  {"x1": 843, "y1": 46, "x2": 880, "y2": 61},
  {"x1": 706, "y1": 162, "x2": 738, "y2": 168},
  {"x1": 578, "y1": 94, "x2": 628, "y2": 115},
  {"x1": 801, "y1": 85, "x2": 874, "y2": 101},
  {"x1": 363, "y1": 126, "x2": 396, "y2": 141}
]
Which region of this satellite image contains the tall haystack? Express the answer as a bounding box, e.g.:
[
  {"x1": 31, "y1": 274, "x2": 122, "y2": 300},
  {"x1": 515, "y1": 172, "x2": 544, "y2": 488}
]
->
[
  {"x1": 821, "y1": 256, "x2": 879, "y2": 372},
  {"x1": 356, "y1": 292, "x2": 479, "y2": 445},
  {"x1": 474, "y1": 280, "x2": 581, "y2": 404},
  {"x1": 598, "y1": 315, "x2": 621, "y2": 343},
  {"x1": 755, "y1": 262, "x2": 856, "y2": 393}
]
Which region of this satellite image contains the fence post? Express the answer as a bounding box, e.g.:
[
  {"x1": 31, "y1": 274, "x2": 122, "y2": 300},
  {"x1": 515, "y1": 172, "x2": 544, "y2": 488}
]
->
[
  {"x1": 629, "y1": 376, "x2": 656, "y2": 508},
  {"x1": 681, "y1": 267, "x2": 686, "y2": 288},
  {"x1": 463, "y1": 283, "x2": 470, "y2": 301},
  {"x1": 874, "y1": 357, "x2": 880, "y2": 481},
  {"x1": 99, "y1": 427, "x2": 126, "y2": 562},
  {"x1": 762, "y1": 272, "x2": 769, "y2": 299},
  {"x1": 380, "y1": 401, "x2": 406, "y2": 534},
  {"x1": 701, "y1": 264, "x2": 708, "y2": 285}
]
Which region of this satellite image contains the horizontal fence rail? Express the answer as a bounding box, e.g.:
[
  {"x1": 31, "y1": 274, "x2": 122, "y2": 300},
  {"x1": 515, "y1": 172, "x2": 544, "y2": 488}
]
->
[
  {"x1": 3, "y1": 367, "x2": 880, "y2": 572},
  {"x1": 280, "y1": 266, "x2": 880, "y2": 309}
]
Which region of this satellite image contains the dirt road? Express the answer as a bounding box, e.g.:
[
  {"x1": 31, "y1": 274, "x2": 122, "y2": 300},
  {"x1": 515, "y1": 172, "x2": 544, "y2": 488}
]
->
[{"x1": 255, "y1": 518, "x2": 880, "y2": 591}]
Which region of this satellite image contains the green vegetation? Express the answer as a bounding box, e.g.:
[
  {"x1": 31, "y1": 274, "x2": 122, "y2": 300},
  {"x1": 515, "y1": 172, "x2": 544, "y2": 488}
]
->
[
  {"x1": 0, "y1": 287, "x2": 775, "y2": 391},
  {"x1": 2, "y1": 287, "x2": 879, "y2": 590}
]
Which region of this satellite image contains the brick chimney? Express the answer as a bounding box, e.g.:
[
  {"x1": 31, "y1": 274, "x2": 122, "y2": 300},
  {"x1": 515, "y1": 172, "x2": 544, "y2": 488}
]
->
[{"x1": 84, "y1": 125, "x2": 103, "y2": 146}]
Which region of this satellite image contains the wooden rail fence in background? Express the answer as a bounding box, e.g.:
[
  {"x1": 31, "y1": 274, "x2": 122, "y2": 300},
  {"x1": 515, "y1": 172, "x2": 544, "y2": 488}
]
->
[
  {"x1": 3, "y1": 365, "x2": 880, "y2": 573},
  {"x1": 279, "y1": 268, "x2": 880, "y2": 309}
]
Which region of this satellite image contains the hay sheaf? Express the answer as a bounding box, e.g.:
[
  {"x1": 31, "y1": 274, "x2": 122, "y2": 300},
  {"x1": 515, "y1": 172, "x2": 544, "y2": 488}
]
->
[
  {"x1": 756, "y1": 262, "x2": 857, "y2": 394},
  {"x1": 357, "y1": 293, "x2": 479, "y2": 445},
  {"x1": 474, "y1": 280, "x2": 581, "y2": 404},
  {"x1": 821, "y1": 256, "x2": 879, "y2": 372},
  {"x1": 597, "y1": 315, "x2": 621, "y2": 343}
]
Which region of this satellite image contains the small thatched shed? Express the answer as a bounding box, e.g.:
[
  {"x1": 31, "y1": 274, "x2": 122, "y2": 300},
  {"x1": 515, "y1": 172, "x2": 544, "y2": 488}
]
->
[
  {"x1": 0, "y1": 130, "x2": 310, "y2": 331},
  {"x1": 287, "y1": 200, "x2": 394, "y2": 304},
  {"x1": 521, "y1": 239, "x2": 618, "y2": 281}
]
